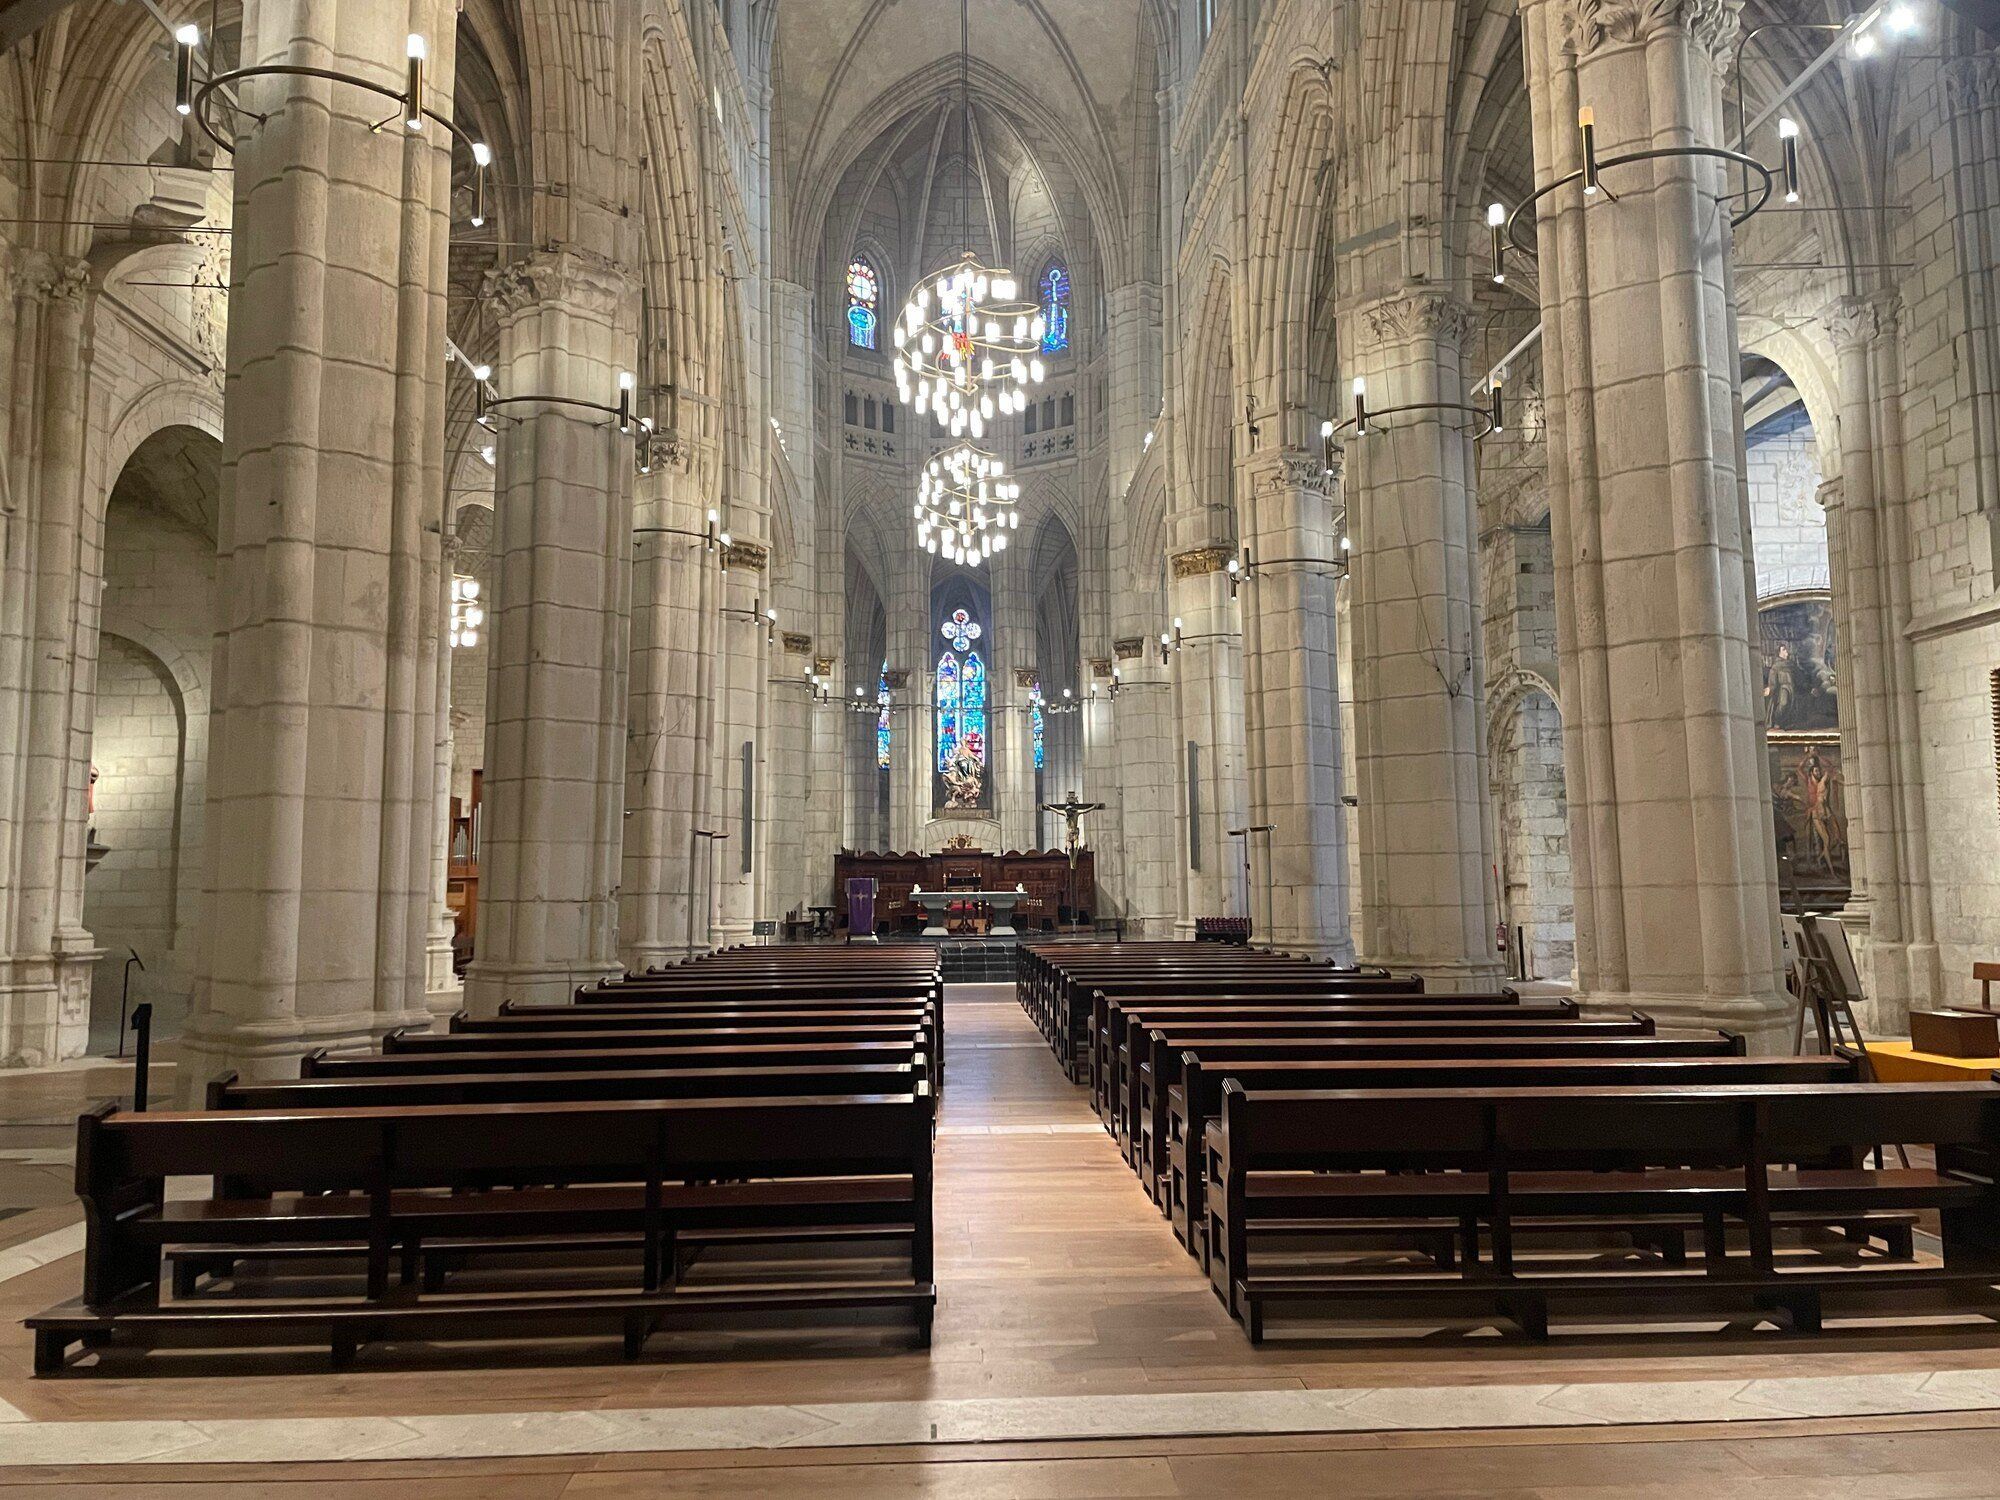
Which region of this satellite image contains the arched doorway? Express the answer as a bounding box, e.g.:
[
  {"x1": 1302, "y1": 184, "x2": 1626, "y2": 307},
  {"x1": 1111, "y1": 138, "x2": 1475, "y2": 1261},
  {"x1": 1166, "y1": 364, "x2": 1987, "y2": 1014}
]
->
[{"x1": 84, "y1": 424, "x2": 221, "y2": 1050}]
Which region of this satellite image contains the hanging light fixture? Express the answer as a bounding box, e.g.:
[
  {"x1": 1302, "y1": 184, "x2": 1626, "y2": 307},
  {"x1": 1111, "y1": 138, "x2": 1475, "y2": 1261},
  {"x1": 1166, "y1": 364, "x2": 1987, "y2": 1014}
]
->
[
  {"x1": 892, "y1": 0, "x2": 1043, "y2": 435},
  {"x1": 915, "y1": 442, "x2": 1021, "y2": 565},
  {"x1": 449, "y1": 575, "x2": 484, "y2": 649}
]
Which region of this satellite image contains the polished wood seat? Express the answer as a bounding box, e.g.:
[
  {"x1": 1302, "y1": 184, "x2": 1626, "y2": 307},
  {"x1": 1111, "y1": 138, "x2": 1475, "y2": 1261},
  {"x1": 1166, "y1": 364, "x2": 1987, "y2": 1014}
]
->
[
  {"x1": 29, "y1": 1088, "x2": 936, "y2": 1374},
  {"x1": 1204, "y1": 1081, "x2": 2000, "y2": 1340}
]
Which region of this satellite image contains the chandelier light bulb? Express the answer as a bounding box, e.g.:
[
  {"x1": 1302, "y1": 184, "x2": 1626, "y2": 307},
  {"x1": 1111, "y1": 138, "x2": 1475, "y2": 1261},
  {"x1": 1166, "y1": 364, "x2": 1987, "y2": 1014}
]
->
[
  {"x1": 1488, "y1": 202, "x2": 1507, "y2": 283},
  {"x1": 1885, "y1": 3, "x2": 1919, "y2": 32}
]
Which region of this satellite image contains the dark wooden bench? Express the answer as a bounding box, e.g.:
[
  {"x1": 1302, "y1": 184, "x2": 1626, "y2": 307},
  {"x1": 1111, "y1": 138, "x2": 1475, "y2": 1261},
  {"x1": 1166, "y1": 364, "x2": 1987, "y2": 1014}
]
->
[
  {"x1": 28, "y1": 1088, "x2": 936, "y2": 1374},
  {"x1": 1101, "y1": 1013, "x2": 1653, "y2": 1128},
  {"x1": 383, "y1": 1021, "x2": 926, "y2": 1055},
  {"x1": 1160, "y1": 1054, "x2": 1863, "y2": 1253},
  {"x1": 304, "y1": 1038, "x2": 922, "y2": 1078},
  {"x1": 462, "y1": 1001, "x2": 941, "y2": 1073},
  {"x1": 1158, "y1": 1033, "x2": 1746, "y2": 1245},
  {"x1": 1205, "y1": 1081, "x2": 2000, "y2": 1340},
  {"x1": 1099, "y1": 997, "x2": 1574, "y2": 1127},
  {"x1": 176, "y1": 1061, "x2": 931, "y2": 1295}
]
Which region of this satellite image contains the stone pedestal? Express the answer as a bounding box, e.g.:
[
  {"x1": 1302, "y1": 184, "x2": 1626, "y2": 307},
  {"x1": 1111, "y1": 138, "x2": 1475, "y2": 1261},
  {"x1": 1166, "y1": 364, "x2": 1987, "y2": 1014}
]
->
[{"x1": 1520, "y1": 0, "x2": 1787, "y2": 1043}]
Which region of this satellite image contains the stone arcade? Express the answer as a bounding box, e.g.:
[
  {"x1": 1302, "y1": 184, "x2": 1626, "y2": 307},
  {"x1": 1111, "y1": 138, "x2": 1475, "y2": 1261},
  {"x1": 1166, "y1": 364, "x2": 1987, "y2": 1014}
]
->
[{"x1": 0, "y1": 0, "x2": 1998, "y2": 1491}]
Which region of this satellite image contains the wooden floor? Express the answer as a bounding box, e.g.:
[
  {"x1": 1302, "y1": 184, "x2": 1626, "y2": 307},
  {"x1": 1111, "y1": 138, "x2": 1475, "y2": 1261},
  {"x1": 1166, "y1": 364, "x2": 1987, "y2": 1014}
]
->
[{"x1": 6, "y1": 989, "x2": 2000, "y2": 1493}]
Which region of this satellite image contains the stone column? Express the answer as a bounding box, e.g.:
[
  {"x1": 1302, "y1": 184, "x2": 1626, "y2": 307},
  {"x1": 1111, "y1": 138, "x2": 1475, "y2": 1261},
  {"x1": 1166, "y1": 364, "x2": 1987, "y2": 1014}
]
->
[
  {"x1": 889, "y1": 564, "x2": 929, "y2": 847},
  {"x1": 1004, "y1": 663, "x2": 1038, "y2": 850},
  {"x1": 1519, "y1": 0, "x2": 1787, "y2": 1040},
  {"x1": 1167, "y1": 539, "x2": 1248, "y2": 929},
  {"x1": 0, "y1": 252, "x2": 97, "y2": 1065},
  {"x1": 1821, "y1": 296, "x2": 1940, "y2": 1025},
  {"x1": 424, "y1": 522, "x2": 463, "y2": 1021},
  {"x1": 622, "y1": 459, "x2": 719, "y2": 971},
  {"x1": 709, "y1": 541, "x2": 770, "y2": 945},
  {"x1": 1346, "y1": 291, "x2": 1502, "y2": 986},
  {"x1": 1110, "y1": 642, "x2": 1178, "y2": 934},
  {"x1": 806, "y1": 652, "x2": 845, "y2": 897},
  {"x1": 1079, "y1": 655, "x2": 1124, "y2": 916},
  {"x1": 179, "y1": 4, "x2": 454, "y2": 1088},
  {"x1": 464, "y1": 250, "x2": 637, "y2": 1011},
  {"x1": 1237, "y1": 443, "x2": 1357, "y2": 963}
]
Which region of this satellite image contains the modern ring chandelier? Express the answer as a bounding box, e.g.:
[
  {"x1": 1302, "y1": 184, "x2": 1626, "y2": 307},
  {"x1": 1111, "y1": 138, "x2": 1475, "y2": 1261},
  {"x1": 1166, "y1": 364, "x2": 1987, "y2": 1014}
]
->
[
  {"x1": 896, "y1": 0, "x2": 1047, "y2": 559},
  {"x1": 915, "y1": 443, "x2": 1021, "y2": 567},
  {"x1": 893, "y1": 259, "x2": 1047, "y2": 439}
]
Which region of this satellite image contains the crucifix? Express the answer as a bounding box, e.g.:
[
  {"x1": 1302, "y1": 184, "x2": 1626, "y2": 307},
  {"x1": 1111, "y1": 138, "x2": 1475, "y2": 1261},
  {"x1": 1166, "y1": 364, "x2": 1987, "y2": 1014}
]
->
[{"x1": 1040, "y1": 788, "x2": 1105, "y2": 871}]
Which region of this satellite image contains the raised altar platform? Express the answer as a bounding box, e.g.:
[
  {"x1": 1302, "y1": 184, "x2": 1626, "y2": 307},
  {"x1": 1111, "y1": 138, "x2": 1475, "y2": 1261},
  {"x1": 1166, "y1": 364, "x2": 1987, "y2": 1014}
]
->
[{"x1": 835, "y1": 848, "x2": 1094, "y2": 937}]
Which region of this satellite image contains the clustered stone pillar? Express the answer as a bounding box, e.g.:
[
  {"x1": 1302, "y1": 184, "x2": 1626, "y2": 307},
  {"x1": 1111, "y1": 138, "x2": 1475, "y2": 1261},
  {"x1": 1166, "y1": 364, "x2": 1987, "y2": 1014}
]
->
[
  {"x1": 0, "y1": 252, "x2": 97, "y2": 1064},
  {"x1": 464, "y1": 250, "x2": 637, "y2": 1012},
  {"x1": 1237, "y1": 446, "x2": 1356, "y2": 961},
  {"x1": 708, "y1": 542, "x2": 770, "y2": 945},
  {"x1": 425, "y1": 522, "x2": 463, "y2": 1020},
  {"x1": 1166, "y1": 534, "x2": 1248, "y2": 928},
  {"x1": 1110, "y1": 643, "x2": 1177, "y2": 935},
  {"x1": 623, "y1": 463, "x2": 721, "y2": 970},
  {"x1": 1821, "y1": 295, "x2": 1941, "y2": 1027},
  {"x1": 1519, "y1": 0, "x2": 1787, "y2": 1040},
  {"x1": 182, "y1": 0, "x2": 456, "y2": 1086},
  {"x1": 1345, "y1": 291, "x2": 1502, "y2": 987}
]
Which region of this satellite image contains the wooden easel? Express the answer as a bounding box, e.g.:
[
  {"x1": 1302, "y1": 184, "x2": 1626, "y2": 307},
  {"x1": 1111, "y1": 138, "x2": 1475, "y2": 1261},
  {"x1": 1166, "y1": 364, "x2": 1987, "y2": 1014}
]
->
[{"x1": 1788, "y1": 911, "x2": 1905, "y2": 1167}]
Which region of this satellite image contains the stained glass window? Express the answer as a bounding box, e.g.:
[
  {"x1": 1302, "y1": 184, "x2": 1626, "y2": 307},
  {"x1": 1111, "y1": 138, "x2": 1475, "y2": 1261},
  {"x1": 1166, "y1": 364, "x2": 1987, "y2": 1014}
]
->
[
  {"x1": 846, "y1": 258, "x2": 880, "y2": 350},
  {"x1": 1032, "y1": 681, "x2": 1046, "y2": 772},
  {"x1": 875, "y1": 666, "x2": 892, "y2": 768},
  {"x1": 935, "y1": 608, "x2": 988, "y2": 777},
  {"x1": 1039, "y1": 261, "x2": 1070, "y2": 355}
]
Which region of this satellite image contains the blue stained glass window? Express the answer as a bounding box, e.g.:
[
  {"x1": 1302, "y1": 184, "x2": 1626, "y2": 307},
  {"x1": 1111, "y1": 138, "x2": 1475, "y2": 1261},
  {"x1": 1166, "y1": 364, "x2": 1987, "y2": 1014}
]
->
[
  {"x1": 936, "y1": 653, "x2": 960, "y2": 772},
  {"x1": 847, "y1": 258, "x2": 880, "y2": 350},
  {"x1": 961, "y1": 652, "x2": 987, "y2": 769},
  {"x1": 1040, "y1": 262, "x2": 1070, "y2": 355},
  {"x1": 875, "y1": 666, "x2": 892, "y2": 768},
  {"x1": 1032, "y1": 680, "x2": 1045, "y2": 772}
]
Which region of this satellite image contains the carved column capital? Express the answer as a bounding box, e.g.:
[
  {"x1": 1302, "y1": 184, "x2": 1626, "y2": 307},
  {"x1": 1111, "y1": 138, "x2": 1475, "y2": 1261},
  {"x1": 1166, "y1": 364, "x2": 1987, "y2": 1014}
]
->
[
  {"x1": 1820, "y1": 294, "x2": 1898, "y2": 354},
  {"x1": 12, "y1": 250, "x2": 91, "y2": 306},
  {"x1": 1943, "y1": 54, "x2": 2000, "y2": 115},
  {"x1": 1359, "y1": 289, "x2": 1475, "y2": 352},
  {"x1": 482, "y1": 249, "x2": 635, "y2": 322},
  {"x1": 1562, "y1": 0, "x2": 1742, "y2": 62},
  {"x1": 1171, "y1": 545, "x2": 1232, "y2": 579},
  {"x1": 1112, "y1": 636, "x2": 1146, "y2": 660},
  {"x1": 723, "y1": 539, "x2": 770, "y2": 571}
]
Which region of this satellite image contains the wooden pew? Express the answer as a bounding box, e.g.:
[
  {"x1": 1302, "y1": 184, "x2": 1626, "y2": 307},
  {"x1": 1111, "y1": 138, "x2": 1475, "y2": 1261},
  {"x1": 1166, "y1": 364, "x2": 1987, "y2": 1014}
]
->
[
  {"x1": 304, "y1": 1039, "x2": 922, "y2": 1078},
  {"x1": 1072, "y1": 973, "x2": 1437, "y2": 1085},
  {"x1": 1097, "y1": 994, "x2": 1555, "y2": 1121},
  {"x1": 382, "y1": 1022, "x2": 926, "y2": 1055},
  {"x1": 1159, "y1": 1032, "x2": 1745, "y2": 1247},
  {"x1": 1204, "y1": 1081, "x2": 2000, "y2": 1340},
  {"x1": 177, "y1": 1061, "x2": 932, "y2": 1295},
  {"x1": 29, "y1": 1088, "x2": 937, "y2": 1374},
  {"x1": 1162, "y1": 1052, "x2": 1852, "y2": 1251},
  {"x1": 460, "y1": 1002, "x2": 942, "y2": 1074},
  {"x1": 1101, "y1": 1013, "x2": 1651, "y2": 1136}
]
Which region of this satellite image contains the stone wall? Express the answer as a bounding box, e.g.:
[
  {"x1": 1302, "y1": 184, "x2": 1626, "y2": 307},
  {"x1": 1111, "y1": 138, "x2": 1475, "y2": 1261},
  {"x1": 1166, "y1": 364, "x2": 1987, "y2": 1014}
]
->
[
  {"x1": 1745, "y1": 429, "x2": 1828, "y2": 600},
  {"x1": 84, "y1": 500, "x2": 216, "y2": 1045}
]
